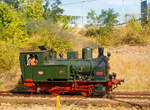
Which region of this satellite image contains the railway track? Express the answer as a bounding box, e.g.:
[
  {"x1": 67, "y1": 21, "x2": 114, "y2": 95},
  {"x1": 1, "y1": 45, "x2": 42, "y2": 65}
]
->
[
  {"x1": 0, "y1": 91, "x2": 83, "y2": 98},
  {"x1": 111, "y1": 91, "x2": 150, "y2": 99},
  {"x1": 0, "y1": 91, "x2": 150, "y2": 100},
  {"x1": 0, "y1": 91, "x2": 149, "y2": 109}
]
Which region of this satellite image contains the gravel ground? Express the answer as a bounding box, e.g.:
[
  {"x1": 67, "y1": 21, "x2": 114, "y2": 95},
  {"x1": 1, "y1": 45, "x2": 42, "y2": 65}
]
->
[{"x1": 0, "y1": 103, "x2": 149, "y2": 110}]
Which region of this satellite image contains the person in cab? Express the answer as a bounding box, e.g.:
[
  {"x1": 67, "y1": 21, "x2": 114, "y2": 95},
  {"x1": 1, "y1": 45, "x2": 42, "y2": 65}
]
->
[{"x1": 27, "y1": 54, "x2": 38, "y2": 66}]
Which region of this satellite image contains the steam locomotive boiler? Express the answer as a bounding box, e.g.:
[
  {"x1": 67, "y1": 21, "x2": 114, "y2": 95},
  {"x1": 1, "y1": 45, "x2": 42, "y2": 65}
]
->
[{"x1": 18, "y1": 47, "x2": 123, "y2": 97}]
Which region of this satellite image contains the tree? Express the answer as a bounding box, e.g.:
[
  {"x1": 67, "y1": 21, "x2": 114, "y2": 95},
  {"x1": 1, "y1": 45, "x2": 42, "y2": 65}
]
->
[
  {"x1": 100, "y1": 9, "x2": 119, "y2": 27},
  {"x1": 47, "y1": 0, "x2": 64, "y2": 23},
  {"x1": 1, "y1": 0, "x2": 64, "y2": 23},
  {"x1": 0, "y1": 3, "x2": 27, "y2": 46},
  {"x1": 1, "y1": 0, "x2": 20, "y2": 9},
  {"x1": 87, "y1": 8, "x2": 119, "y2": 28},
  {"x1": 24, "y1": 0, "x2": 44, "y2": 21},
  {"x1": 43, "y1": 0, "x2": 50, "y2": 19},
  {"x1": 87, "y1": 9, "x2": 97, "y2": 27}
]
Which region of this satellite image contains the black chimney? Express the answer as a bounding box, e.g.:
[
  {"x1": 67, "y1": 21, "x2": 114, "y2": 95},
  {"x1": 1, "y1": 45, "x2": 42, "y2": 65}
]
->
[{"x1": 98, "y1": 47, "x2": 104, "y2": 57}]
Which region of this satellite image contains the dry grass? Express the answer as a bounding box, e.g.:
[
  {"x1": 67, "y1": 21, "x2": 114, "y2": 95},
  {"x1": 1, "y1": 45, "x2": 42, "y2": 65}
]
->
[
  {"x1": 0, "y1": 68, "x2": 20, "y2": 91},
  {"x1": 108, "y1": 45, "x2": 150, "y2": 90}
]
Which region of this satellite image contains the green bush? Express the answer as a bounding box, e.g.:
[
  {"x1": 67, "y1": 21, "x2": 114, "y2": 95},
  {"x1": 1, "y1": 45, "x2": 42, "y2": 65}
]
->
[
  {"x1": 85, "y1": 28, "x2": 97, "y2": 36},
  {"x1": 85, "y1": 27, "x2": 113, "y2": 37},
  {"x1": 121, "y1": 16, "x2": 150, "y2": 45}
]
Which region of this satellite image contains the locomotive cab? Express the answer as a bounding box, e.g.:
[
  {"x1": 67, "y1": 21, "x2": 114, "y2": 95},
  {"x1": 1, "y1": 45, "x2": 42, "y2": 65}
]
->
[
  {"x1": 19, "y1": 51, "x2": 46, "y2": 81},
  {"x1": 20, "y1": 51, "x2": 71, "y2": 82}
]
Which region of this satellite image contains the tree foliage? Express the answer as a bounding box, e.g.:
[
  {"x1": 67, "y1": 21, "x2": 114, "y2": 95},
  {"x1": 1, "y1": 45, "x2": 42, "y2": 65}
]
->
[
  {"x1": 87, "y1": 8, "x2": 119, "y2": 27},
  {"x1": 1, "y1": 0, "x2": 64, "y2": 23},
  {"x1": 87, "y1": 10, "x2": 97, "y2": 26},
  {"x1": 100, "y1": 9, "x2": 119, "y2": 27},
  {"x1": 86, "y1": 8, "x2": 119, "y2": 39},
  {"x1": 24, "y1": 0, "x2": 44, "y2": 20},
  {"x1": 0, "y1": 3, "x2": 27, "y2": 46}
]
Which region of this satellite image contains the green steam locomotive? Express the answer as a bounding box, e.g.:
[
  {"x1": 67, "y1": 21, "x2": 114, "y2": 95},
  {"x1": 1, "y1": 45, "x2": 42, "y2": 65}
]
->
[{"x1": 18, "y1": 46, "x2": 123, "y2": 97}]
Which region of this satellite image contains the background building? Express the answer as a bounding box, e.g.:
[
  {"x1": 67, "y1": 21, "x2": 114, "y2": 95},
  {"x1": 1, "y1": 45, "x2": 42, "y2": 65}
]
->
[{"x1": 141, "y1": 0, "x2": 150, "y2": 23}]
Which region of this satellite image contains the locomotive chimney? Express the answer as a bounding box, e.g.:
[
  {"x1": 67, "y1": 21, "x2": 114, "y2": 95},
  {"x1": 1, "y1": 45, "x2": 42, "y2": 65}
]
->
[{"x1": 98, "y1": 47, "x2": 104, "y2": 57}]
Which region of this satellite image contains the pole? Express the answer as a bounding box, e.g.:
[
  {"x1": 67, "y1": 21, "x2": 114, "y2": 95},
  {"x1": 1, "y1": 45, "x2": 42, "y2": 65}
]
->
[
  {"x1": 81, "y1": 1, "x2": 84, "y2": 25},
  {"x1": 56, "y1": 96, "x2": 60, "y2": 110}
]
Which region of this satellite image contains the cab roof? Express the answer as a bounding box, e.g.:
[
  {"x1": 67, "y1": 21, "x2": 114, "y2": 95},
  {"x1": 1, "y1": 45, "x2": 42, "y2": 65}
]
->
[{"x1": 20, "y1": 50, "x2": 47, "y2": 54}]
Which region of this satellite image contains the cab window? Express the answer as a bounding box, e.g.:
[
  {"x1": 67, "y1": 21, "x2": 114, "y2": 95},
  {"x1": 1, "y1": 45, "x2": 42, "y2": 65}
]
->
[{"x1": 25, "y1": 54, "x2": 38, "y2": 66}]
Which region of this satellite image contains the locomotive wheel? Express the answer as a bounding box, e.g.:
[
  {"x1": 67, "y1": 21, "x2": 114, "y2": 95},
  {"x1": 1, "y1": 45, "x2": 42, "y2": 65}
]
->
[{"x1": 93, "y1": 84, "x2": 106, "y2": 97}]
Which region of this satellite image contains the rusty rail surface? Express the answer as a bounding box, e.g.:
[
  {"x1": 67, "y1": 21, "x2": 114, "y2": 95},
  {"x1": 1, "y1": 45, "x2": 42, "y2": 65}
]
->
[
  {"x1": 112, "y1": 91, "x2": 150, "y2": 95},
  {"x1": 0, "y1": 91, "x2": 83, "y2": 98},
  {"x1": 111, "y1": 91, "x2": 150, "y2": 99}
]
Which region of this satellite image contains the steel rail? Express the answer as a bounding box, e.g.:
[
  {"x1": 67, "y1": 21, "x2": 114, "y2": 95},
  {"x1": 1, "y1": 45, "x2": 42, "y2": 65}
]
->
[
  {"x1": 0, "y1": 91, "x2": 84, "y2": 98},
  {"x1": 111, "y1": 91, "x2": 150, "y2": 100},
  {"x1": 0, "y1": 91, "x2": 150, "y2": 100},
  {"x1": 112, "y1": 91, "x2": 150, "y2": 96},
  {"x1": 111, "y1": 96, "x2": 150, "y2": 99}
]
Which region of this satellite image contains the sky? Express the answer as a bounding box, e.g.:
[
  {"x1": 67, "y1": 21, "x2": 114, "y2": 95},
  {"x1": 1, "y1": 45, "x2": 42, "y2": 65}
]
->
[{"x1": 60, "y1": 0, "x2": 142, "y2": 24}]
